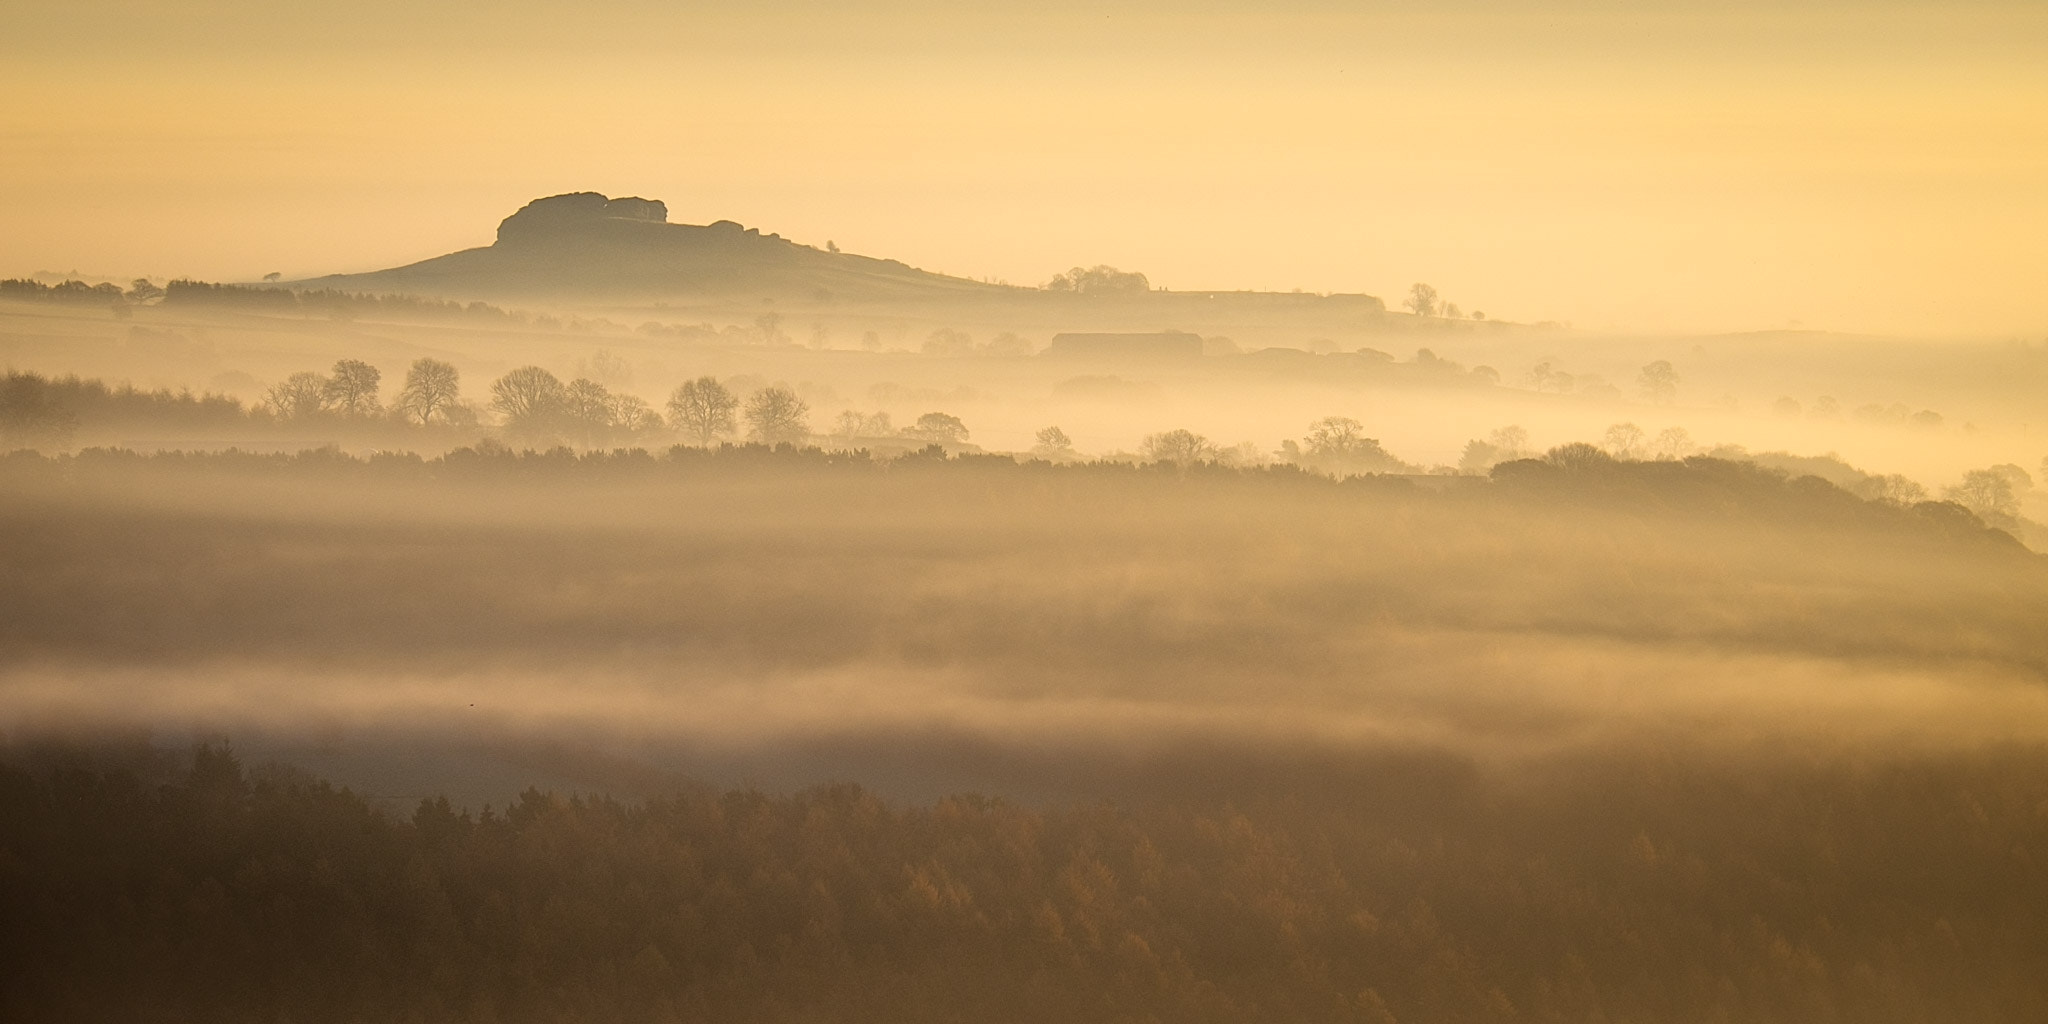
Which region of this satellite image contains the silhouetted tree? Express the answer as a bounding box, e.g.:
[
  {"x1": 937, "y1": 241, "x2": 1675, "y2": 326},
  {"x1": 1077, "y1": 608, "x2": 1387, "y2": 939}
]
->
[
  {"x1": 667, "y1": 377, "x2": 738, "y2": 445},
  {"x1": 1032, "y1": 426, "x2": 1074, "y2": 459},
  {"x1": 396, "y1": 358, "x2": 461, "y2": 425},
  {"x1": 0, "y1": 372, "x2": 79, "y2": 449},
  {"x1": 1404, "y1": 283, "x2": 1439, "y2": 317},
  {"x1": 1638, "y1": 360, "x2": 1679, "y2": 404},
  {"x1": 264, "y1": 371, "x2": 329, "y2": 420},
  {"x1": 1528, "y1": 361, "x2": 1575, "y2": 393},
  {"x1": 744, "y1": 386, "x2": 810, "y2": 444},
  {"x1": 323, "y1": 359, "x2": 382, "y2": 416},
  {"x1": 1545, "y1": 441, "x2": 1616, "y2": 471},
  {"x1": 1602, "y1": 422, "x2": 1646, "y2": 459},
  {"x1": 1649, "y1": 426, "x2": 1694, "y2": 460},
  {"x1": 1459, "y1": 427, "x2": 1529, "y2": 474},
  {"x1": 1945, "y1": 469, "x2": 2022, "y2": 530},
  {"x1": 1043, "y1": 265, "x2": 1150, "y2": 294},
  {"x1": 607, "y1": 393, "x2": 662, "y2": 435},
  {"x1": 903, "y1": 412, "x2": 968, "y2": 445},
  {"x1": 562, "y1": 378, "x2": 616, "y2": 445},
  {"x1": 1298, "y1": 417, "x2": 1407, "y2": 476},
  {"x1": 1856, "y1": 473, "x2": 1929, "y2": 506},
  {"x1": 490, "y1": 366, "x2": 567, "y2": 435},
  {"x1": 1141, "y1": 429, "x2": 1216, "y2": 465}
]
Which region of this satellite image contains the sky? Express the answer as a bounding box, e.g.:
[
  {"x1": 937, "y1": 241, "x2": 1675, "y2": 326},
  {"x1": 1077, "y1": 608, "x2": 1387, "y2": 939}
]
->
[{"x1": 3, "y1": 0, "x2": 2044, "y2": 335}]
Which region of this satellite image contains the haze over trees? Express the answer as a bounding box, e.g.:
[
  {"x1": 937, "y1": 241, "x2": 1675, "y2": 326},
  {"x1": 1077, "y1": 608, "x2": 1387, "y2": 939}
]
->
[
  {"x1": 3, "y1": 388, "x2": 2046, "y2": 1021},
  {"x1": 489, "y1": 366, "x2": 567, "y2": 437},
  {"x1": 7, "y1": 177, "x2": 2048, "y2": 1024},
  {"x1": 1290, "y1": 416, "x2": 1411, "y2": 476},
  {"x1": 903, "y1": 412, "x2": 969, "y2": 445},
  {"x1": 6, "y1": 740, "x2": 2046, "y2": 1024},
  {"x1": 1042, "y1": 265, "x2": 1150, "y2": 294},
  {"x1": 1032, "y1": 425, "x2": 1075, "y2": 459},
  {"x1": 322, "y1": 359, "x2": 382, "y2": 416},
  {"x1": 396, "y1": 358, "x2": 462, "y2": 425},
  {"x1": 1139, "y1": 428, "x2": 1216, "y2": 464},
  {"x1": 264, "y1": 371, "x2": 330, "y2": 420},
  {"x1": 743, "y1": 385, "x2": 810, "y2": 444},
  {"x1": 667, "y1": 376, "x2": 739, "y2": 444},
  {"x1": 1638, "y1": 359, "x2": 1680, "y2": 404},
  {"x1": 1404, "y1": 282, "x2": 1438, "y2": 317},
  {"x1": 1946, "y1": 466, "x2": 2029, "y2": 530}
]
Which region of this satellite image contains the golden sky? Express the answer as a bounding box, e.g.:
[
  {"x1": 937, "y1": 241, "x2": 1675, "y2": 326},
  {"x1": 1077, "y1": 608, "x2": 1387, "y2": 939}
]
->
[{"x1": 4, "y1": 0, "x2": 2044, "y2": 334}]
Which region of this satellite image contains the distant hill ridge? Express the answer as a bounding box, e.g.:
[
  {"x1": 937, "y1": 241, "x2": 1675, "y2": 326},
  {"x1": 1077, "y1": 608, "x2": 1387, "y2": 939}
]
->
[{"x1": 297, "y1": 192, "x2": 1012, "y2": 305}]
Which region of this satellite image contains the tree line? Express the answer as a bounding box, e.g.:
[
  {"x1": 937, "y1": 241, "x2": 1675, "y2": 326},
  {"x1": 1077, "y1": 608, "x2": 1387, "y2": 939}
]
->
[
  {"x1": 0, "y1": 438, "x2": 2027, "y2": 553},
  {"x1": 3, "y1": 741, "x2": 2044, "y2": 1024},
  {"x1": 4, "y1": 364, "x2": 2036, "y2": 534}
]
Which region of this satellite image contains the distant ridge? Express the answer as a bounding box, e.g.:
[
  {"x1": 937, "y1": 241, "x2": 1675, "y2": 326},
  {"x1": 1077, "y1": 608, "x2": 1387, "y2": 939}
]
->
[{"x1": 295, "y1": 192, "x2": 1014, "y2": 305}]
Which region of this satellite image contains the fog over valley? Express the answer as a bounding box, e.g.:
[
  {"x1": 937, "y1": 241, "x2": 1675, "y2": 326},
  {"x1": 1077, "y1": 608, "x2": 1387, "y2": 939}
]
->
[{"x1": 5, "y1": 4, "x2": 2048, "y2": 1016}]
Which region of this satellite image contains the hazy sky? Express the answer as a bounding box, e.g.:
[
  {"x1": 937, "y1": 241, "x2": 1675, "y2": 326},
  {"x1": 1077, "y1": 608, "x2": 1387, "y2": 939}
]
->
[{"x1": 4, "y1": 0, "x2": 2044, "y2": 334}]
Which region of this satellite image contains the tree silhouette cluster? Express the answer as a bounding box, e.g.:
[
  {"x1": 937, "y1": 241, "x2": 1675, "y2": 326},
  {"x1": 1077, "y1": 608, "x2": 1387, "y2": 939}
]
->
[
  {"x1": 3, "y1": 743, "x2": 2045, "y2": 1024},
  {"x1": 1042, "y1": 265, "x2": 1150, "y2": 294},
  {"x1": 159, "y1": 279, "x2": 529, "y2": 325}
]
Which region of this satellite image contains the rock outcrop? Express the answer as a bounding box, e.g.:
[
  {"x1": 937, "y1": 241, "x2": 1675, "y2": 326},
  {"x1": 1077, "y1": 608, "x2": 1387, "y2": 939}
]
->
[{"x1": 495, "y1": 193, "x2": 670, "y2": 246}]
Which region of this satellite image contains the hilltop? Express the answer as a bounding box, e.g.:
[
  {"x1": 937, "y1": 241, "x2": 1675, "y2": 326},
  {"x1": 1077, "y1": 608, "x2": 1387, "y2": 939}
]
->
[
  {"x1": 295, "y1": 192, "x2": 1014, "y2": 305},
  {"x1": 290, "y1": 193, "x2": 1393, "y2": 329}
]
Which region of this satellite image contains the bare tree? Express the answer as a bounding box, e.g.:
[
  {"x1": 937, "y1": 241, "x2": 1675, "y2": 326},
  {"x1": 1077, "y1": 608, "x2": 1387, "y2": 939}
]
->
[
  {"x1": 490, "y1": 366, "x2": 567, "y2": 434},
  {"x1": 744, "y1": 386, "x2": 810, "y2": 445},
  {"x1": 1489, "y1": 425, "x2": 1530, "y2": 457},
  {"x1": 1649, "y1": 426, "x2": 1694, "y2": 461},
  {"x1": 574, "y1": 350, "x2": 633, "y2": 389},
  {"x1": 1945, "y1": 468, "x2": 2022, "y2": 530},
  {"x1": 323, "y1": 359, "x2": 382, "y2": 417},
  {"x1": 1404, "y1": 283, "x2": 1439, "y2": 318},
  {"x1": 1141, "y1": 428, "x2": 1216, "y2": 465},
  {"x1": 1602, "y1": 422, "x2": 1646, "y2": 459},
  {"x1": 1857, "y1": 474, "x2": 1928, "y2": 506},
  {"x1": 1298, "y1": 416, "x2": 1406, "y2": 476},
  {"x1": 1457, "y1": 425, "x2": 1531, "y2": 475},
  {"x1": 561, "y1": 378, "x2": 615, "y2": 446},
  {"x1": 667, "y1": 377, "x2": 738, "y2": 445},
  {"x1": 1032, "y1": 426, "x2": 1074, "y2": 459},
  {"x1": 608, "y1": 393, "x2": 662, "y2": 435},
  {"x1": 397, "y1": 358, "x2": 461, "y2": 425},
  {"x1": 264, "y1": 371, "x2": 329, "y2": 420}
]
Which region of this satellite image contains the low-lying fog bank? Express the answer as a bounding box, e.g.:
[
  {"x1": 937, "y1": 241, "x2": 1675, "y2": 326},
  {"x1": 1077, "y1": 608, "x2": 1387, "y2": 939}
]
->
[{"x1": 3, "y1": 445, "x2": 2041, "y2": 805}]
